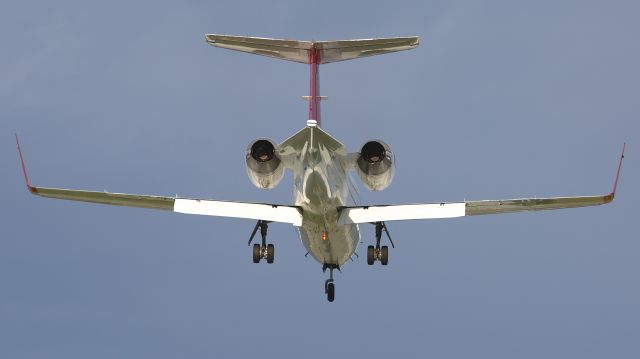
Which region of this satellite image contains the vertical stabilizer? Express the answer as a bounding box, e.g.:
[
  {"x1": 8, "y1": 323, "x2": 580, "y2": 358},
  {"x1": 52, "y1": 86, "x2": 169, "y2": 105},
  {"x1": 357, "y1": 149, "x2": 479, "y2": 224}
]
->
[{"x1": 308, "y1": 47, "x2": 321, "y2": 127}]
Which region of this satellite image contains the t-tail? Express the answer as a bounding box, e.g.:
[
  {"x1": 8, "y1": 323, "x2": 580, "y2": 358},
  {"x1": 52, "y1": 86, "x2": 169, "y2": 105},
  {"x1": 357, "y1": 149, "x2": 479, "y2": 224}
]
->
[{"x1": 205, "y1": 35, "x2": 419, "y2": 128}]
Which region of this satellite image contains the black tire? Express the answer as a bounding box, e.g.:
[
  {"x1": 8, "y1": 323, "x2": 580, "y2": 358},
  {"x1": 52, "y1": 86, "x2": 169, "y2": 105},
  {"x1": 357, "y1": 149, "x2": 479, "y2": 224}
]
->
[
  {"x1": 266, "y1": 244, "x2": 275, "y2": 264},
  {"x1": 252, "y1": 244, "x2": 261, "y2": 263},
  {"x1": 326, "y1": 282, "x2": 335, "y2": 302},
  {"x1": 367, "y1": 245, "x2": 375, "y2": 265},
  {"x1": 380, "y1": 245, "x2": 389, "y2": 266}
]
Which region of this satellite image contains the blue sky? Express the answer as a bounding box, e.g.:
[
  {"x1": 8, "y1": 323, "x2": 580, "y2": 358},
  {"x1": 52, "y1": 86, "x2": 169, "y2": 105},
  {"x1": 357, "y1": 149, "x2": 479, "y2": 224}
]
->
[{"x1": 2, "y1": 0, "x2": 638, "y2": 358}]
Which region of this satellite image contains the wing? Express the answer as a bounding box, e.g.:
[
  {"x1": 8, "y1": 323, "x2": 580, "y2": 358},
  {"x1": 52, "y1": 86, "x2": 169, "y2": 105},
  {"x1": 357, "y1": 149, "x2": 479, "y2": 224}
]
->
[
  {"x1": 338, "y1": 144, "x2": 625, "y2": 225},
  {"x1": 15, "y1": 135, "x2": 302, "y2": 226}
]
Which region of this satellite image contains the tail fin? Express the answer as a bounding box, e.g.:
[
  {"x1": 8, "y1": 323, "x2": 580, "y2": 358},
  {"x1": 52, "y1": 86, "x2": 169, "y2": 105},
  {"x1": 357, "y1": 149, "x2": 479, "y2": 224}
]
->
[
  {"x1": 205, "y1": 34, "x2": 419, "y2": 128},
  {"x1": 204, "y1": 35, "x2": 419, "y2": 64}
]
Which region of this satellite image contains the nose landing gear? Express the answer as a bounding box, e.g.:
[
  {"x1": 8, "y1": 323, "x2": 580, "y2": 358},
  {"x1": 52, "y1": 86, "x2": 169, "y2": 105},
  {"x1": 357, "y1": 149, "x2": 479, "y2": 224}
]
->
[
  {"x1": 323, "y1": 264, "x2": 339, "y2": 302},
  {"x1": 249, "y1": 220, "x2": 275, "y2": 264}
]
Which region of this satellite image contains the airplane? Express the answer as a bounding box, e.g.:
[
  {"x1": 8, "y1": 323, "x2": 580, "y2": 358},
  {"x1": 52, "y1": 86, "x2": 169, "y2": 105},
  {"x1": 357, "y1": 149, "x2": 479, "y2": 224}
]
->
[{"x1": 16, "y1": 35, "x2": 625, "y2": 302}]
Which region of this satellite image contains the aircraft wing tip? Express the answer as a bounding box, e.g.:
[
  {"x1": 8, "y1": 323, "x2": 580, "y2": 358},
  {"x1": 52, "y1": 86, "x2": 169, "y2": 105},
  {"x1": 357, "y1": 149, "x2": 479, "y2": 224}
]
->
[
  {"x1": 15, "y1": 133, "x2": 37, "y2": 193},
  {"x1": 609, "y1": 142, "x2": 626, "y2": 199}
]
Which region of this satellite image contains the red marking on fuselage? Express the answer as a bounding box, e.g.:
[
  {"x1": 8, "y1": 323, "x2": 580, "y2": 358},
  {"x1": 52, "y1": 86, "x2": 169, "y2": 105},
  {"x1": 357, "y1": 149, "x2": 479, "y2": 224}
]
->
[
  {"x1": 322, "y1": 230, "x2": 327, "y2": 241},
  {"x1": 309, "y1": 46, "x2": 321, "y2": 126}
]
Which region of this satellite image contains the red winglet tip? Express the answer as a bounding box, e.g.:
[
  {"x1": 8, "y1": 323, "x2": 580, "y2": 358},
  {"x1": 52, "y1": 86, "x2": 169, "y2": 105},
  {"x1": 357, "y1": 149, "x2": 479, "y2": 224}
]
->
[
  {"x1": 603, "y1": 193, "x2": 614, "y2": 204},
  {"x1": 611, "y1": 142, "x2": 625, "y2": 196},
  {"x1": 15, "y1": 133, "x2": 35, "y2": 192}
]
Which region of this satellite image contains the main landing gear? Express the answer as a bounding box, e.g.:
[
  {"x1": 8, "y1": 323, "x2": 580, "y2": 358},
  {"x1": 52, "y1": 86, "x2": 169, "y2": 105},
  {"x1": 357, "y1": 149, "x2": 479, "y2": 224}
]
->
[
  {"x1": 323, "y1": 264, "x2": 339, "y2": 302},
  {"x1": 248, "y1": 220, "x2": 274, "y2": 264},
  {"x1": 367, "y1": 221, "x2": 394, "y2": 266}
]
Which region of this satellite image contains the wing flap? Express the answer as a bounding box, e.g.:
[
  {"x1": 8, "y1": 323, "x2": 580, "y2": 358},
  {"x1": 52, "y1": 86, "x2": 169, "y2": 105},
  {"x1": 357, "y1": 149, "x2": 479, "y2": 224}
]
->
[
  {"x1": 338, "y1": 203, "x2": 464, "y2": 225},
  {"x1": 174, "y1": 199, "x2": 302, "y2": 225}
]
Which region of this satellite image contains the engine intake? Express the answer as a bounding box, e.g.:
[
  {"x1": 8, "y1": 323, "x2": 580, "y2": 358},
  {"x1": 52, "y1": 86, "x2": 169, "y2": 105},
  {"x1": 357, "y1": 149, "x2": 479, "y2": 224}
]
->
[
  {"x1": 246, "y1": 139, "x2": 284, "y2": 189},
  {"x1": 250, "y1": 139, "x2": 276, "y2": 162},
  {"x1": 356, "y1": 140, "x2": 395, "y2": 191}
]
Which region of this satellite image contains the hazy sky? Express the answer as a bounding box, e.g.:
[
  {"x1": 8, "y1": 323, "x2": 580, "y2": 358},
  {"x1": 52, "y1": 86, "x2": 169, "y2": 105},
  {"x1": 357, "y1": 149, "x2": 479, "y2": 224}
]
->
[{"x1": 2, "y1": 0, "x2": 638, "y2": 358}]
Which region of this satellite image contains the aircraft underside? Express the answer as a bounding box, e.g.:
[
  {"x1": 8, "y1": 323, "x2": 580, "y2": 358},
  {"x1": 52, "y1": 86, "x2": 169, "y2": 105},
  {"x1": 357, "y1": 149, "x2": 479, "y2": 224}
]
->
[{"x1": 16, "y1": 34, "x2": 624, "y2": 303}]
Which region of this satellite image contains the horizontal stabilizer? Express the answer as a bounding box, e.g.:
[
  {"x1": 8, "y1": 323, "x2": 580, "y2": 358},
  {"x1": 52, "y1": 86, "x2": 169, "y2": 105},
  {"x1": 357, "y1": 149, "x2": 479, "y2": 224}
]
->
[{"x1": 205, "y1": 34, "x2": 419, "y2": 64}]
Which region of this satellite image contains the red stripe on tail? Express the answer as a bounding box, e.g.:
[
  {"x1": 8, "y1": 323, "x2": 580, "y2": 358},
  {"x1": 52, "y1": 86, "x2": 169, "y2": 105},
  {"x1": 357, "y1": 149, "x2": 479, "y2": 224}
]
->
[{"x1": 309, "y1": 46, "x2": 321, "y2": 127}]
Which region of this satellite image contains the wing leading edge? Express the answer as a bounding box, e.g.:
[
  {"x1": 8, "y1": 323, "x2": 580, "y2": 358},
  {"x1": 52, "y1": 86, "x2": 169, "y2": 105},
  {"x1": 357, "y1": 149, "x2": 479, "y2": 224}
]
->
[
  {"x1": 338, "y1": 144, "x2": 625, "y2": 225},
  {"x1": 15, "y1": 135, "x2": 302, "y2": 226}
]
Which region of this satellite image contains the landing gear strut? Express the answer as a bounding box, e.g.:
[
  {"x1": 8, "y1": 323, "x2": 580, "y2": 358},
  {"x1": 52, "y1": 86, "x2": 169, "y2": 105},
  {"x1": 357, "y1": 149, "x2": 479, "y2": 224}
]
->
[
  {"x1": 323, "y1": 264, "x2": 339, "y2": 302},
  {"x1": 367, "y1": 221, "x2": 394, "y2": 266},
  {"x1": 248, "y1": 220, "x2": 274, "y2": 264}
]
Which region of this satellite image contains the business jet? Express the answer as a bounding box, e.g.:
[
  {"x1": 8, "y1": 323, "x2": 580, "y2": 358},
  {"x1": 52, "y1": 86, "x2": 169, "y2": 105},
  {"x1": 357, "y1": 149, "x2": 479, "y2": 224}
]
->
[{"x1": 17, "y1": 35, "x2": 625, "y2": 302}]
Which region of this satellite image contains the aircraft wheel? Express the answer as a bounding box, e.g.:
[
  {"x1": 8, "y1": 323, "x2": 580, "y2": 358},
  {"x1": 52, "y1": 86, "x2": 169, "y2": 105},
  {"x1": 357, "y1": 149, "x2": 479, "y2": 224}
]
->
[
  {"x1": 252, "y1": 244, "x2": 261, "y2": 263},
  {"x1": 367, "y1": 245, "x2": 375, "y2": 265},
  {"x1": 326, "y1": 282, "x2": 335, "y2": 302},
  {"x1": 266, "y1": 244, "x2": 275, "y2": 264},
  {"x1": 380, "y1": 246, "x2": 389, "y2": 265}
]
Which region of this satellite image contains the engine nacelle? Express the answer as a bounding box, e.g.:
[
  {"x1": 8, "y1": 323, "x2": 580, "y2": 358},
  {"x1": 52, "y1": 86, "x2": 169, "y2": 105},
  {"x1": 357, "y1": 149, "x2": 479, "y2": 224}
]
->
[
  {"x1": 356, "y1": 140, "x2": 395, "y2": 191},
  {"x1": 246, "y1": 139, "x2": 284, "y2": 189}
]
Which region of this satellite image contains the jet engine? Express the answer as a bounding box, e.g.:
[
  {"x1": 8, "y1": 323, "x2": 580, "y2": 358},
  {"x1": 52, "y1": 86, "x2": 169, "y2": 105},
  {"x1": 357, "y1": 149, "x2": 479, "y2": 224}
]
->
[
  {"x1": 356, "y1": 140, "x2": 395, "y2": 191},
  {"x1": 246, "y1": 139, "x2": 284, "y2": 189}
]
